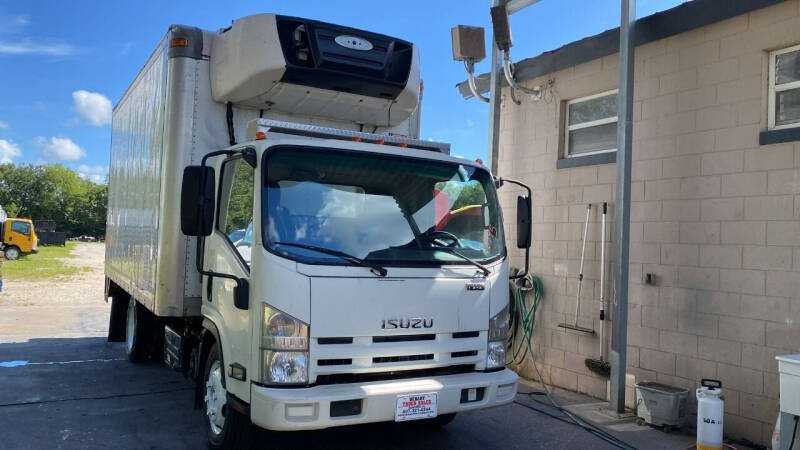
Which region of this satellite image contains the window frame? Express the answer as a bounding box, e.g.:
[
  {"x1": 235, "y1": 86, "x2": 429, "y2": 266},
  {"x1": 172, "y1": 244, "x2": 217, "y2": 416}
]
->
[
  {"x1": 564, "y1": 89, "x2": 619, "y2": 158},
  {"x1": 215, "y1": 154, "x2": 255, "y2": 269},
  {"x1": 768, "y1": 44, "x2": 800, "y2": 131}
]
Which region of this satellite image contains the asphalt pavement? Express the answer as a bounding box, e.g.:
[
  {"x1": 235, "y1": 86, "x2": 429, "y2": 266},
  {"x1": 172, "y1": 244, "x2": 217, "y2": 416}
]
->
[{"x1": 0, "y1": 244, "x2": 696, "y2": 449}]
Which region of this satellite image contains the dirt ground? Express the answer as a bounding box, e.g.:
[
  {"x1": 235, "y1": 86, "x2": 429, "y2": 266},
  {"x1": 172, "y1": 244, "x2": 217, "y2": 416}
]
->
[{"x1": 0, "y1": 243, "x2": 109, "y2": 339}]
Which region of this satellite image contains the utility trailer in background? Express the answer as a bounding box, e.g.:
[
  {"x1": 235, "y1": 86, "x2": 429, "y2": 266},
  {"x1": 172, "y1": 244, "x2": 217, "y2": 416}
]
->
[{"x1": 105, "y1": 13, "x2": 531, "y2": 449}]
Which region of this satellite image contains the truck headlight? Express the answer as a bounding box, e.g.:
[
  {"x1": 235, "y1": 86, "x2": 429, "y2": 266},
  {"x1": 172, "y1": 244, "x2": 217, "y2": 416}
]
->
[
  {"x1": 262, "y1": 351, "x2": 308, "y2": 384},
  {"x1": 261, "y1": 304, "x2": 309, "y2": 384},
  {"x1": 486, "y1": 304, "x2": 509, "y2": 370}
]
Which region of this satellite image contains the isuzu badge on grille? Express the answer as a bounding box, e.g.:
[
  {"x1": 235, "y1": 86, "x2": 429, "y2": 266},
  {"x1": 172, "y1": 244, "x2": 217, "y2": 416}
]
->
[{"x1": 381, "y1": 318, "x2": 433, "y2": 329}]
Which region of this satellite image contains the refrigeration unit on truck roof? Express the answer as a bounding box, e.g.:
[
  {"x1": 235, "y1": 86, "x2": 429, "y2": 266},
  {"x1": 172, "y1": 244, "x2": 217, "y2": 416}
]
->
[{"x1": 211, "y1": 14, "x2": 421, "y2": 127}]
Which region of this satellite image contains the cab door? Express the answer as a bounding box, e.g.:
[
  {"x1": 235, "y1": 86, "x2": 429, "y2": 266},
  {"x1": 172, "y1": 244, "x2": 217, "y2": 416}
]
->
[
  {"x1": 203, "y1": 155, "x2": 254, "y2": 402},
  {"x1": 7, "y1": 220, "x2": 33, "y2": 253}
]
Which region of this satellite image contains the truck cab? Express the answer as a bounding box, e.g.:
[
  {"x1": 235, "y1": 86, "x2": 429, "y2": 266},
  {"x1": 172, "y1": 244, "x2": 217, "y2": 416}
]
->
[
  {"x1": 1, "y1": 218, "x2": 38, "y2": 260},
  {"x1": 181, "y1": 122, "x2": 525, "y2": 439}
]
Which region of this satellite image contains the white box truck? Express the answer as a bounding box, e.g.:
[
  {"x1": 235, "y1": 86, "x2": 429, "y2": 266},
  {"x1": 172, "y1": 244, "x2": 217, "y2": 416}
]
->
[{"x1": 105, "y1": 13, "x2": 532, "y2": 448}]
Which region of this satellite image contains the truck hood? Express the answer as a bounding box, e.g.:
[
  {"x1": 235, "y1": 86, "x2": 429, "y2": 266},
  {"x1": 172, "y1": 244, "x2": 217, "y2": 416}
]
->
[{"x1": 307, "y1": 266, "x2": 503, "y2": 337}]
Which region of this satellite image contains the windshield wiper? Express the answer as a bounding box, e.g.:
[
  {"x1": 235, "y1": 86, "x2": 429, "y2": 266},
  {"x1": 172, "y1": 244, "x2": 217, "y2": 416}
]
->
[
  {"x1": 426, "y1": 246, "x2": 490, "y2": 276},
  {"x1": 274, "y1": 242, "x2": 388, "y2": 277}
]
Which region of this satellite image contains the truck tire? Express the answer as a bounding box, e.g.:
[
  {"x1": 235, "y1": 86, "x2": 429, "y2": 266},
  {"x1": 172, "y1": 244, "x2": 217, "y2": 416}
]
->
[
  {"x1": 204, "y1": 343, "x2": 253, "y2": 450},
  {"x1": 4, "y1": 246, "x2": 20, "y2": 260},
  {"x1": 125, "y1": 298, "x2": 153, "y2": 362}
]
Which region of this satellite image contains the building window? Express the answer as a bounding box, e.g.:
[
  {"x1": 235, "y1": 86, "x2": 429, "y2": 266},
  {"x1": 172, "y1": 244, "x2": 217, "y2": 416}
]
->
[
  {"x1": 769, "y1": 44, "x2": 800, "y2": 130},
  {"x1": 564, "y1": 90, "x2": 618, "y2": 158}
]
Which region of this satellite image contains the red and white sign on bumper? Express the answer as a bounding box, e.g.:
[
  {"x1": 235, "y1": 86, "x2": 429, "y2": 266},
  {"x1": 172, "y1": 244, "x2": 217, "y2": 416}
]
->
[{"x1": 395, "y1": 393, "x2": 438, "y2": 422}]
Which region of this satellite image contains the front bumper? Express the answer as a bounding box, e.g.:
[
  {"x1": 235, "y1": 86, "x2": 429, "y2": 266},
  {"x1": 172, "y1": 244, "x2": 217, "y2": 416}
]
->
[{"x1": 250, "y1": 368, "x2": 518, "y2": 430}]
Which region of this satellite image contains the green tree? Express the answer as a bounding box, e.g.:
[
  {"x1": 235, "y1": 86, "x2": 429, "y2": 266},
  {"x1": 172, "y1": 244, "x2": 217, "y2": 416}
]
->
[{"x1": 0, "y1": 163, "x2": 108, "y2": 237}]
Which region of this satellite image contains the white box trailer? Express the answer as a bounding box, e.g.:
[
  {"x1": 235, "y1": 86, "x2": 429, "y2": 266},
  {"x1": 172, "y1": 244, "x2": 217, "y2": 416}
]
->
[{"x1": 105, "y1": 13, "x2": 530, "y2": 448}]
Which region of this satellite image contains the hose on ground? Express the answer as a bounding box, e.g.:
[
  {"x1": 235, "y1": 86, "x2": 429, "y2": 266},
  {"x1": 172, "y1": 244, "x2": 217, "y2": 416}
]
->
[{"x1": 508, "y1": 269, "x2": 637, "y2": 450}]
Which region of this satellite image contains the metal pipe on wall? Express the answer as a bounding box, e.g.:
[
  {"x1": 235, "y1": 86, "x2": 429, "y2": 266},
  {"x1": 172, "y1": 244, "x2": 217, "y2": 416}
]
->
[
  {"x1": 610, "y1": 0, "x2": 636, "y2": 414},
  {"x1": 486, "y1": 0, "x2": 505, "y2": 174}
]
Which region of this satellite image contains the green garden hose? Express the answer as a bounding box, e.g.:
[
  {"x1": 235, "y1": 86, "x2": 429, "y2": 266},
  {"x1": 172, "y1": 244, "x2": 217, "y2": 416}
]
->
[{"x1": 507, "y1": 270, "x2": 543, "y2": 366}]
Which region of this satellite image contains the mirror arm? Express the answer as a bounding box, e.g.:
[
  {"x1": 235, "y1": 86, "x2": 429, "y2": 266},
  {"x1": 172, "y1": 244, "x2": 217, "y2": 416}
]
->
[
  {"x1": 194, "y1": 147, "x2": 254, "y2": 310},
  {"x1": 496, "y1": 177, "x2": 532, "y2": 279},
  {"x1": 497, "y1": 177, "x2": 531, "y2": 198}
]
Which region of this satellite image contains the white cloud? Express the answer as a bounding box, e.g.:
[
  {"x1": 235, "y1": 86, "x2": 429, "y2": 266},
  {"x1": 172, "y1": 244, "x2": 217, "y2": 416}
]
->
[
  {"x1": 71, "y1": 90, "x2": 112, "y2": 126},
  {"x1": 0, "y1": 39, "x2": 75, "y2": 56},
  {"x1": 35, "y1": 136, "x2": 86, "y2": 161},
  {"x1": 76, "y1": 164, "x2": 107, "y2": 184},
  {"x1": 0, "y1": 15, "x2": 29, "y2": 35},
  {"x1": 0, "y1": 14, "x2": 75, "y2": 57},
  {"x1": 0, "y1": 139, "x2": 21, "y2": 163},
  {"x1": 0, "y1": 120, "x2": 9, "y2": 130}
]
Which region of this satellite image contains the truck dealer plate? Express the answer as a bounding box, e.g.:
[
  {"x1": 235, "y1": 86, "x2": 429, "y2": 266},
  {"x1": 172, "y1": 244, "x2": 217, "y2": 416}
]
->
[{"x1": 395, "y1": 393, "x2": 437, "y2": 422}]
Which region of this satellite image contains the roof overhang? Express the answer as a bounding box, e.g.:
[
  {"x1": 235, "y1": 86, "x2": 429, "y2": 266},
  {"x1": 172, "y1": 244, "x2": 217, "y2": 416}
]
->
[{"x1": 456, "y1": 0, "x2": 788, "y2": 98}]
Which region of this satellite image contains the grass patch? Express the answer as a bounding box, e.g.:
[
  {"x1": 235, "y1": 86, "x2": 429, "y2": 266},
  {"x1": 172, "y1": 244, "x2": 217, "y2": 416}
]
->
[{"x1": 3, "y1": 242, "x2": 92, "y2": 281}]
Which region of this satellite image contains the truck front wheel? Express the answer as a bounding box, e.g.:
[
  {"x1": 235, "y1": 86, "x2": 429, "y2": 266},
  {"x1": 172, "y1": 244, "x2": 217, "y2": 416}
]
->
[
  {"x1": 4, "y1": 246, "x2": 20, "y2": 260},
  {"x1": 125, "y1": 298, "x2": 153, "y2": 362},
  {"x1": 204, "y1": 343, "x2": 252, "y2": 449}
]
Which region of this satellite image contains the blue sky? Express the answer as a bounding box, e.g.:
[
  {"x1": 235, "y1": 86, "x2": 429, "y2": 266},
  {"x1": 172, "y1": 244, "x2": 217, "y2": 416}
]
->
[{"x1": 0, "y1": 0, "x2": 685, "y2": 182}]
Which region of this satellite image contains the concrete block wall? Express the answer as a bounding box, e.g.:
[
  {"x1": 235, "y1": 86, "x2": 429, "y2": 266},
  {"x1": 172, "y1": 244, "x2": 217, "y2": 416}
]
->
[{"x1": 496, "y1": 1, "x2": 800, "y2": 445}]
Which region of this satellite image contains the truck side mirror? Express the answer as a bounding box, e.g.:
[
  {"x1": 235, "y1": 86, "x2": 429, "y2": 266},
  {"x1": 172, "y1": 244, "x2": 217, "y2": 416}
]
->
[
  {"x1": 180, "y1": 166, "x2": 215, "y2": 236},
  {"x1": 516, "y1": 195, "x2": 531, "y2": 249}
]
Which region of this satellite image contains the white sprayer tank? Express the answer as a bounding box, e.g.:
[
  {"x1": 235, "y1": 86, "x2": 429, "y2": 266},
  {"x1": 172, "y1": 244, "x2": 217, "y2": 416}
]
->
[{"x1": 696, "y1": 379, "x2": 724, "y2": 450}]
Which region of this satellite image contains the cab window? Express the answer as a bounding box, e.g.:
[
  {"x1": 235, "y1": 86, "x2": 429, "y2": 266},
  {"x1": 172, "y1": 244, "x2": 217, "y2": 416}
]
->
[
  {"x1": 10, "y1": 221, "x2": 30, "y2": 235},
  {"x1": 217, "y1": 158, "x2": 255, "y2": 265}
]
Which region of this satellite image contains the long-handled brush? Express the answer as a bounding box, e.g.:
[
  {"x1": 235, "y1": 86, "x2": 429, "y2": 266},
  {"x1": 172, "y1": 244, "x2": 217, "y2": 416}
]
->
[
  {"x1": 586, "y1": 202, "x2": 611, "y2": 377},
  {"x1": 558, "y1": 203, "x2": 595, "y2": 334}
]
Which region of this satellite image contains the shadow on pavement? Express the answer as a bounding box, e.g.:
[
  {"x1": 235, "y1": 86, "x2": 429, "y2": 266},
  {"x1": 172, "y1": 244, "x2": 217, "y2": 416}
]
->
[{"x1": 0, "y1": 336, "x2": 615, "y2": 450}]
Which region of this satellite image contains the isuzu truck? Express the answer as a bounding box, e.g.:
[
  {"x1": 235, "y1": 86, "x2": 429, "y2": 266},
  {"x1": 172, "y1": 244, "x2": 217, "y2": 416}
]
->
[{"x1": 105, "y1": 13, "x2": 531, "y2": 448}]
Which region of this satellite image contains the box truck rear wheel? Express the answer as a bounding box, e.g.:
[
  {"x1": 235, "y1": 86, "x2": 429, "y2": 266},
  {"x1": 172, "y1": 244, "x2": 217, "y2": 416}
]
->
[
  {"x1": 4, "y1": 246, "x2": 20, "y2": 260},
  {"x1": 204, "y1": 343, "x2": 252, "y2": 449},
  {"x1": 125, "y1": 298, "x2": 153, "y2": 362}
]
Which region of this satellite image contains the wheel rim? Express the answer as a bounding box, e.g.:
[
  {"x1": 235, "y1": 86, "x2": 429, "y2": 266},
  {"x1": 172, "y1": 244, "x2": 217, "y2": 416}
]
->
[
  {"x1": 6, "y1": 248, "x2": 18, "y2": 259},
  {"x1": 125, "y1": 303, "x2": 135, "y2": 353},
  {"x1": 205, "y1": 360, "x2": 226, "y2": 435}
]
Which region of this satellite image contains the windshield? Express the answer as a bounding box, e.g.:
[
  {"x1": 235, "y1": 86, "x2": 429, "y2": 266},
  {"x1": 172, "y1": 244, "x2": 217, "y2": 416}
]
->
[{"x1": 263, "y1": 146, "x2": 504, "y2": 267}]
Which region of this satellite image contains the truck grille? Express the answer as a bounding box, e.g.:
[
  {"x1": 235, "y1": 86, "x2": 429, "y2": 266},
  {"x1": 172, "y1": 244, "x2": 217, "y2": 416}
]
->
[
  {"x1": 373, "y1": 354, "x2": 433, "y2": 364},
  {"x1": 314, "y1": 365, "x2": 475, "y2": 386},
  {"x1": 309, "y1": 331, "x2": 486, "y2": 383}
]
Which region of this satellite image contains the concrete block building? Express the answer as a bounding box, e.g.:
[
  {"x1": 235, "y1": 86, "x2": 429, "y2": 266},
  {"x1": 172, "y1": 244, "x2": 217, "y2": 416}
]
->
[{"x1": 459, "y1": 0, "x2": 800, "y2": 445}]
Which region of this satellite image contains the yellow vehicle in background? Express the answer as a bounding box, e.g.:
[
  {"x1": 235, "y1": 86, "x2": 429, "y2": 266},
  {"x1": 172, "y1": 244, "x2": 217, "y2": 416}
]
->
[{"x1": 1, "y1": 218, "x2": 38, "y2": 260}]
